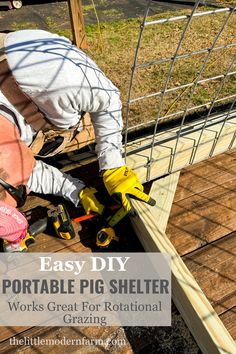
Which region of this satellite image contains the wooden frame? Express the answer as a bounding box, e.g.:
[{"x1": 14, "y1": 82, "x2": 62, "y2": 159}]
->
[
  {"x1": 61, "y1": 110, "x2": 236, "y2": 187},
  {"x1": 147, "y1": 172, "x2": 180, "y2": 232},
  {"x1": 130, "y1": 178, "x2": 236, "y2": 354},
  {"x1": 126, "y1": 111, "x2": 236, "y2": 183}
]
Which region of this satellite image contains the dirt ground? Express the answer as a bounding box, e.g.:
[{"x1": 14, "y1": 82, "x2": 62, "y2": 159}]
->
[{"x1": 0, "y1": 1, "x2": 202, "y2": 353}]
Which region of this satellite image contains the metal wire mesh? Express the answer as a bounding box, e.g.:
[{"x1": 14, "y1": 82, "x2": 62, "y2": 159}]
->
[{"x1": 124, "y1": 0, "x2": 236, "y2": 180}]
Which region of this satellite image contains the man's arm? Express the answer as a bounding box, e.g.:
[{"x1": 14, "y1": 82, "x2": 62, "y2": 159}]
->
[
  {"x1": 90, "y1": 93, "x2": 124, "y2": 171},
  {"x1": 27, "y1": 160, "x2": 85, "y2": 207}
]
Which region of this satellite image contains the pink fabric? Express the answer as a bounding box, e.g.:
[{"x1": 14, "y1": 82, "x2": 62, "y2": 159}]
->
[
  {"x1": 0, "y1": 115, "x2": 36, "y2": 207},
  {"x1": 0, "y1": 201, "x2": 28, "y2": 242}
]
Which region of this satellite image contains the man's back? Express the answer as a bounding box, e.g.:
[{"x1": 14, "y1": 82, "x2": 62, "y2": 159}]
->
[{"x1": 4, "y1": 29, "x2": 119, "y2": 130}]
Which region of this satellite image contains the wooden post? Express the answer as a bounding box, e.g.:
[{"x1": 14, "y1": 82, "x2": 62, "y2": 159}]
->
[{"x1": 67, "y1": 0, "x2": 88, "y2": 49}]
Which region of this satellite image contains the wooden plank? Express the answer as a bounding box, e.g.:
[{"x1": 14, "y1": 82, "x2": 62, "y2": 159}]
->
[
  {"x1": 20, "y1": 195, "x2": 52, "y2": 213},
  {"x1": 220, "y1": 307, "x2": 236, "y2": 341},
  {"x1": 0, "y1": 239, "x2": 91, "y2": 342},
  {"x1": 24, "y1": 150, "x2": 235, "y2": 214},
  {"x1": 183, "y1": 233, "x2": 236, "y2": 315},
  {"x1": 174, "y1": 150, "x2": 236, "y2": 202},
  {"x1": 57, "y1": 112, "x2": 236, "y2": 184},
  {"x1": 0, "y1": 325, "x2": 131, "y2": 352},
  {"x1": 166, "y1": 178, "x2": 236, "y2": 255},
  {"x1": 0, "y1": 232, "x2": 93, "y2": 342},
  {"x1": 0, "y1": 326, "x2": 30, "y2": 343},
  {"x1": 148, "y1": 172, "x2": 180, "y2": 232},
  {"x1": 0, "y1": 212, "x2": 140, "y2": 342},
  {"x1": 126, "y1": 117, "x2": 236, "y2": 183},
  {"x1": 27, "y1": 232, "x2": 84, "y2": 253},
  {"x1": 130, "y1": 180, "x2": 236, "y2": 354},
  {"x1": 67, "y1": 0, "x2": 88, "y2": 49}
]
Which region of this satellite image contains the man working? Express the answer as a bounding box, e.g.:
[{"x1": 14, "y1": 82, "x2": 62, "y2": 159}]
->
[{"x1": 0, "y1": 29, "x2": 155, "y2": 251}]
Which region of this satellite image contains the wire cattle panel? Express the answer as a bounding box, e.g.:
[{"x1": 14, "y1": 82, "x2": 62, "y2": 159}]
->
[{"x1": 124, "y1": 0, "x2": 236, "y2": 181}]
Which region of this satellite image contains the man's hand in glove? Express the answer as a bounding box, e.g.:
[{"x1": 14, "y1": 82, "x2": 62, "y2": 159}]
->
[
  {"x1": 102, "y1": 166, "x2": 156, "y2": 214},
  {"x1": 79, "y1": 187, "x2": 104, "y2": 215}
]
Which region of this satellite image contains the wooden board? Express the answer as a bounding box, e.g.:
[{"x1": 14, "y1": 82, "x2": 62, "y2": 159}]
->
[
  {"x1": 166, "y1": 178, "x2": 236, "y2": 255},
  {"x1": 67, "y1": 0, "x2": 88, "y2": 49},
  {"x1": 57, "y1": 111, "x2": 236, "y2": 185},
  {"x1": 147, "y1": 172, "x2": 180, "y2": 232},
  {"x1": 220, "y1": 307, "x2": 236, "y2": 341},
  {"x1": 0, "y1": 236, "x2": 93, "y2": 342},
  {"x1": 28, "y1": 233, "x2": 90, "y2": 253},
  {"x1": 130, "y1": 180, "x2": 236, "y2": 354},
  {"x1": 174, "y1": 150, "x2": 236, "y2": 202},
  {"x1": 183, "y1": 233, "x2": 236, "y2": 316},
  {"x1": 126, "y1": 115, "x2": 236, "y2": 183},
  {"x1": 0, "y1": 325, "x2": 130, "y2": 352}
]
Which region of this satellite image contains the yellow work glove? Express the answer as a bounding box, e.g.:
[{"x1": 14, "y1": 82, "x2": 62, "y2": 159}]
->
[
  {"x1": 103, "y1": 166, "x2": 156, "y2": 214},
  {"x1": 79, "y1": 187, "x2": 104, "y2": 215}
]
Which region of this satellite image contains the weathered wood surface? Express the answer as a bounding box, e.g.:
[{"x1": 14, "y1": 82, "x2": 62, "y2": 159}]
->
[
  {"x1": 0, "y1": 309, "x2": 199, "y2": 353},
  {"x1": 166, "y1": 177, "x2": 236, "y2": 255},
  {"x1": 0, "y1": 326, "x2": 30, "y2": 344},
  {"x1": 130, "y1": 181, "x2": 236, "y2": 354},
  {"x1": 220, "y1": 307, "x2": 236, "y2": 340},
  {"x1": 0, "y1": 326, "x2": 132, "y2": 353},
  {"x1": 183, "y1": 233, "x2": 236, "y2": 315},
  {"x1": 174, "y1": 150, "x2": 236, "y2": 202},
  {"x1": 0, "y1": 232, "x2": 92, "y2": 343},
  {"x1": 2, "y1": 151, "x2": 235, "y2": 350}
]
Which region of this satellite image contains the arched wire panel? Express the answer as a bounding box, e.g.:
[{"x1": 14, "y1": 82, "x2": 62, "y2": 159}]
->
[{"x1": 124, "y1": 0, "x2": 236, "y2": 182}]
